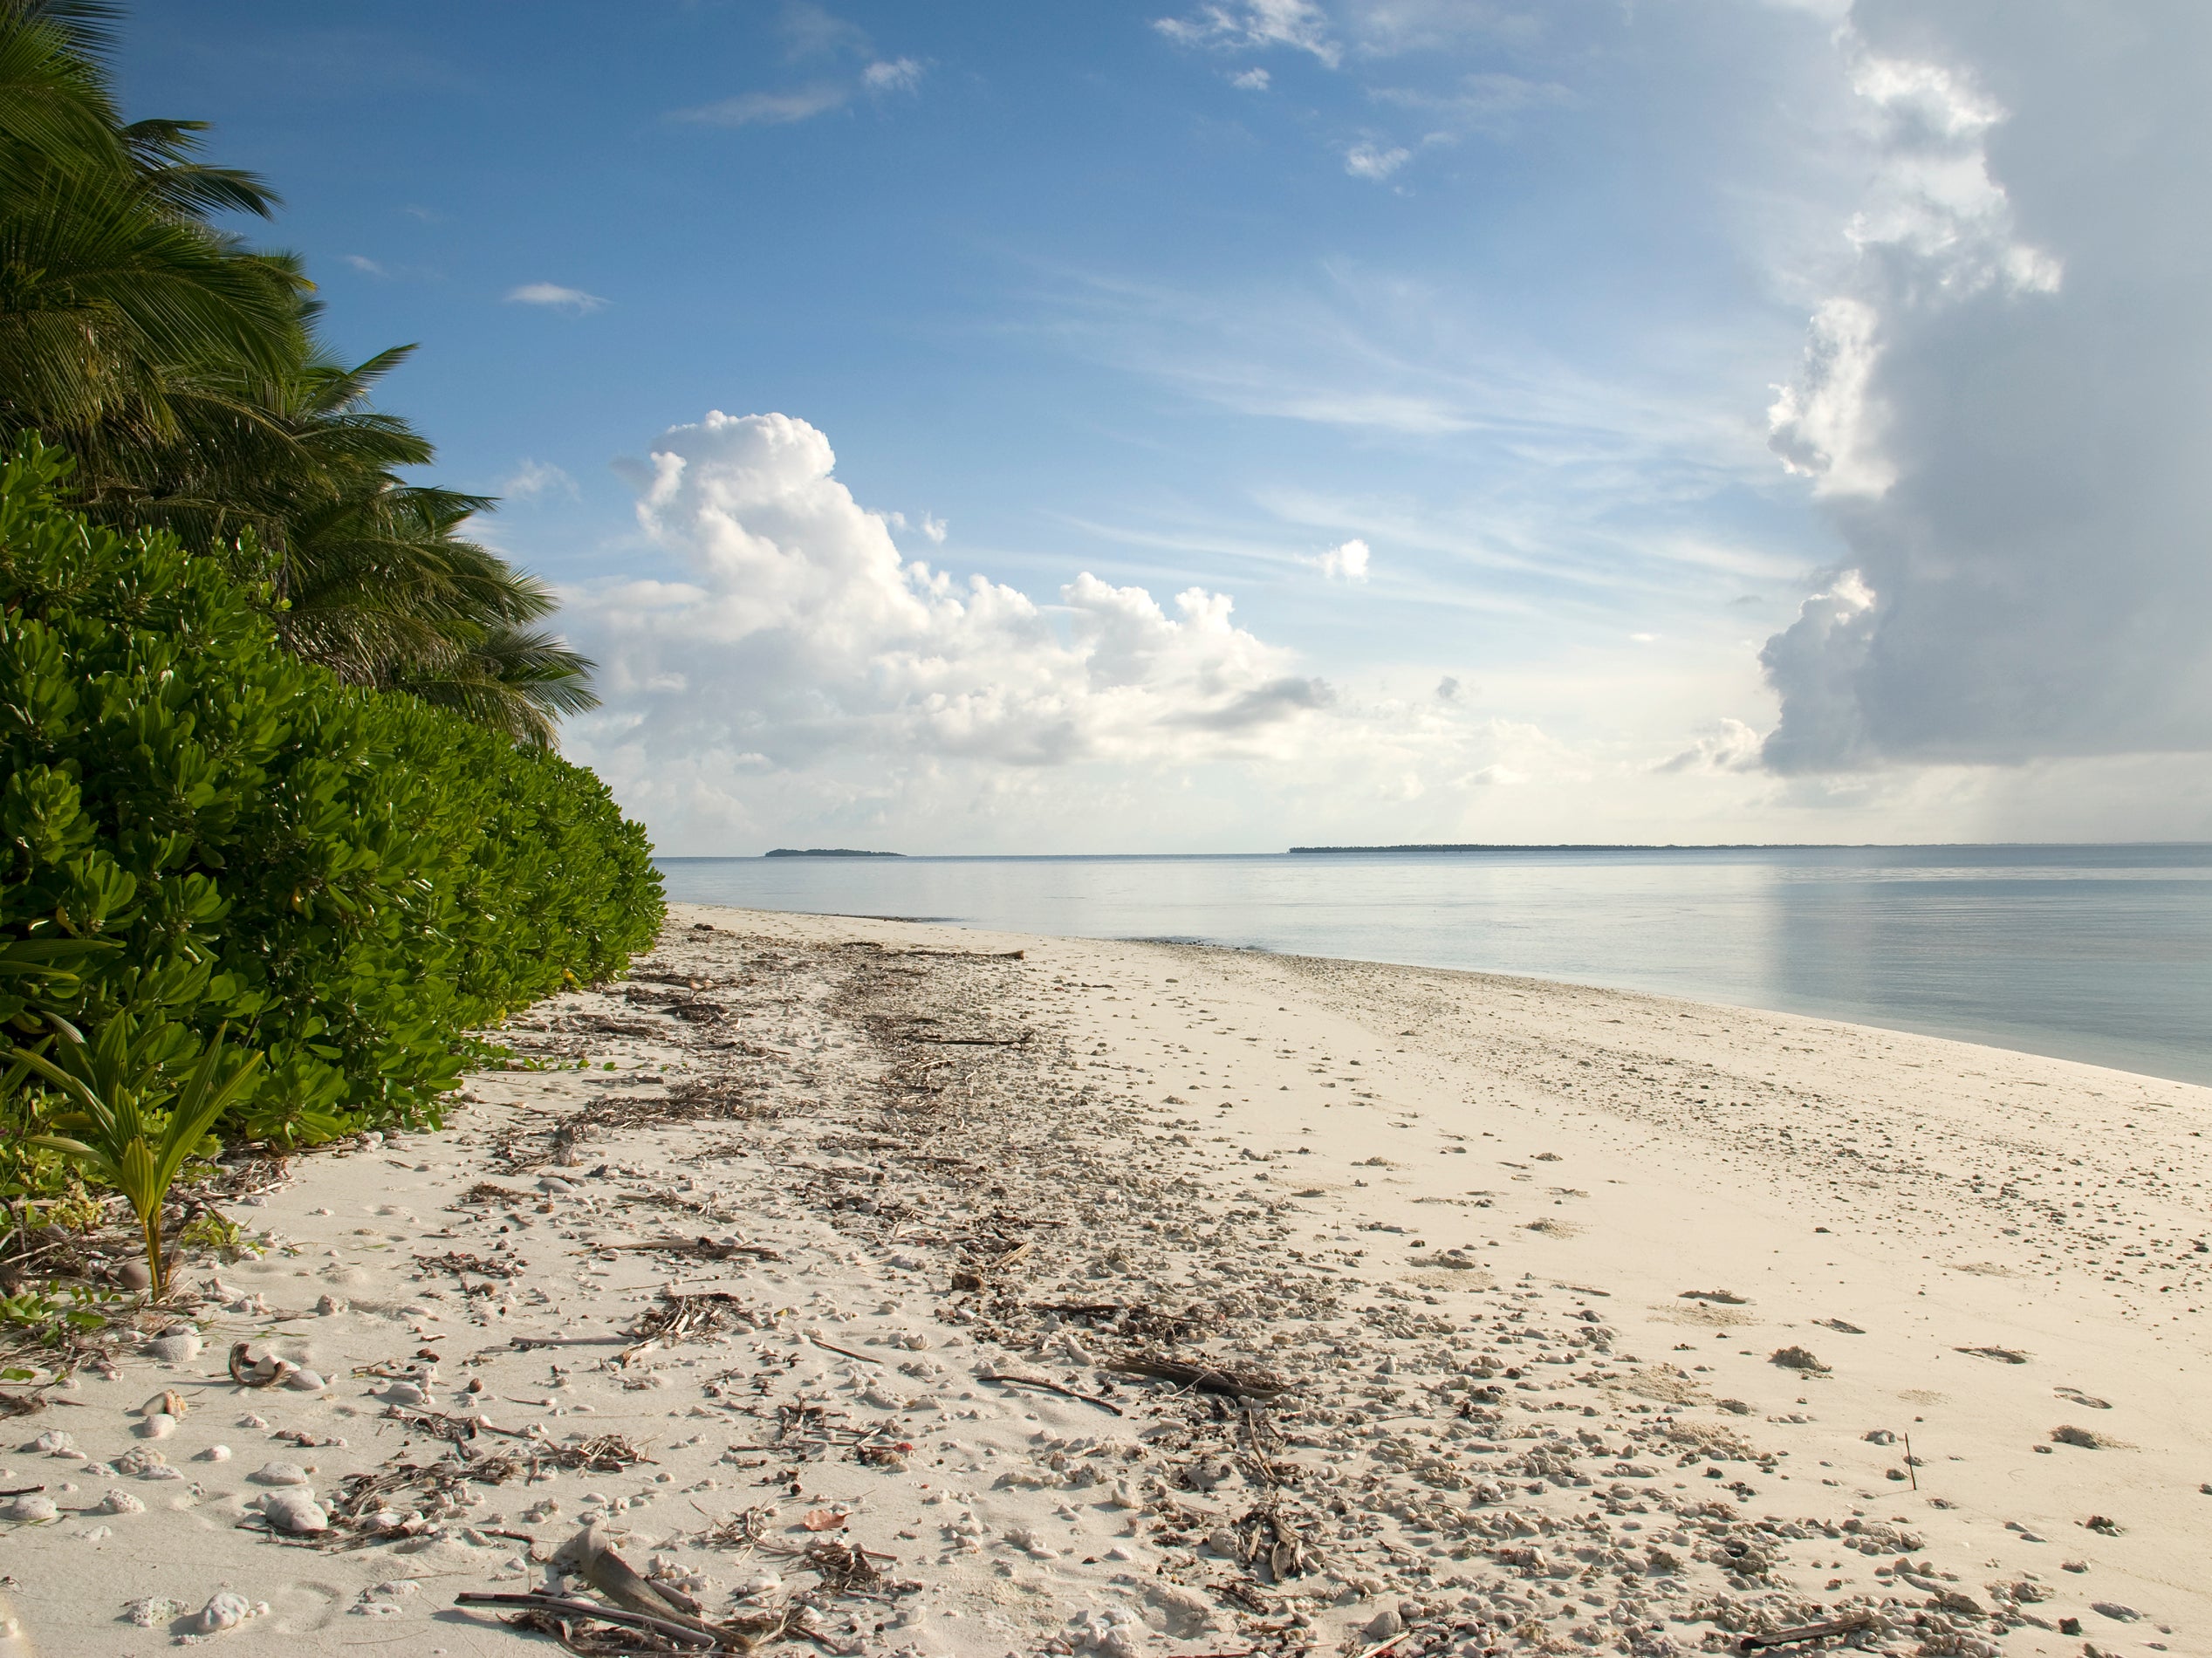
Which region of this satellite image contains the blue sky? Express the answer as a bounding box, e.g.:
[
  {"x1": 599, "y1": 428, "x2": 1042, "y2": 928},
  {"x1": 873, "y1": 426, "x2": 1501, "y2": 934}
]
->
[{"x1": 122, "y1": 3, "x2": 2212, "y2": 852}]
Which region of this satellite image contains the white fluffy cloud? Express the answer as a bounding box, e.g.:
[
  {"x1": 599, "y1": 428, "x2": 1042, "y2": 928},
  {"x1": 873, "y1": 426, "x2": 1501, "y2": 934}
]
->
[
  {"x1": 552, "y1": 413, "x2": 2212, "y2": 850},
  {"x1": 559, "y1": 412, "x2": 1722, "y2": 851},
  {"x1": 1657, "y1": 717, "x2": 1764, "y2": 776},
  {"x1": 572, "y1": 411, "x2": 1334, "y2": 775},
  {"x1": 1309, "y1": 538, "x2": 1371, "y2": 580},
  {"x1": 1760, "y1": 1, "x2": 2212, "y2": 772}
]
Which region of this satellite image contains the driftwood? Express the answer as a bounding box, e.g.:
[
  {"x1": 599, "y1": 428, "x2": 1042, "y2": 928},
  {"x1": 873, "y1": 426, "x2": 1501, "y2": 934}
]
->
[
  {"x1": 1737, "y1": 1613, "x2": 1878, "y2": 1651},
  {"x1": 455, "y1": 1590, "x2": 742, "y2": 1651},
  {"x1": 601, "y1": 1236, "x2": 784, "y2": 1263},
  {"x1": 882, "y1": 948, "x2": 1025, "y2": 961}
]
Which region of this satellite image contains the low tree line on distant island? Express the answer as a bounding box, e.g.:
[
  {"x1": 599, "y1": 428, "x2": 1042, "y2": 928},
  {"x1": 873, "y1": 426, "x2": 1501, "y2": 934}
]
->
[{"x1": 0, "y1": 2, "x2": 662, "y2": 1304}]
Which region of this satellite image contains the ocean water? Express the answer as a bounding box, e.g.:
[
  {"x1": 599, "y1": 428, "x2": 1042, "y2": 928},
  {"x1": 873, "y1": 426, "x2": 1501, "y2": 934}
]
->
[{"x1": 656, "y1": 846, "x2": 2212, "y2": 1087}]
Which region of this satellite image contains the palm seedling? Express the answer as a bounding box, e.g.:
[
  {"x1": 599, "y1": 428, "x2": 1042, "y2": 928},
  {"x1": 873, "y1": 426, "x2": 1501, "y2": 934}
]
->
[{"x1": 10, "y1": 1016, "x2": 262, "y2": 1299}]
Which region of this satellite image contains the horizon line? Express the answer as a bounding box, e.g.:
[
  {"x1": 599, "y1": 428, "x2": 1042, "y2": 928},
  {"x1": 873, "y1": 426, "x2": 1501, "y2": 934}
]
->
[{"x1": 654, "y1": 839, "x2": 2212, "y2": 860}]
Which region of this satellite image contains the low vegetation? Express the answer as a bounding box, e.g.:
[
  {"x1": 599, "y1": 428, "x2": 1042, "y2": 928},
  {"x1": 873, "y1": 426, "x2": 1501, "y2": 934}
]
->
[{"x1": 0, "y1": 4, "x2": 664, "y2": 1301}]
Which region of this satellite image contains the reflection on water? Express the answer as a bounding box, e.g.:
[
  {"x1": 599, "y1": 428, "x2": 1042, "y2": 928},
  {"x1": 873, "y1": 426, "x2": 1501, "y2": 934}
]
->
[{"x1": 656, "y1": 846, "x2": 2212, "y2": 1086}]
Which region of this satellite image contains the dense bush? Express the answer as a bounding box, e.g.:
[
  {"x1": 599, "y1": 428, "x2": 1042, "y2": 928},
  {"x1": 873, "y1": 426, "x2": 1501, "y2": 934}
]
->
[{"x1": 0, "y1": 440, "x2": 662, "y2": 1148}]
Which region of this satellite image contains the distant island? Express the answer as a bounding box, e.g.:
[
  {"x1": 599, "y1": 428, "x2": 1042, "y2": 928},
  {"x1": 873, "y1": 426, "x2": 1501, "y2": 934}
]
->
[
  {"x1": 1288, "y1": 842, "x2": 1866, "y2": 853},
  {"x1": 764, "y1": 847, "x2": 906, "y2": 858}
]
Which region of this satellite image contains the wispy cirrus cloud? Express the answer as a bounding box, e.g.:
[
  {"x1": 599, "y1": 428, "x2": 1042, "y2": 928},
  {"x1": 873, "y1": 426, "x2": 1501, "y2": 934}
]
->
[
  {"x1": 674, "y1": 57, "x2": 925, "y2": 127},
  {"x1": 674, "y1": 82, "x2": 852, "y2": 127},
  {"x1": 504, "y1": 281, "x2": 607, "y2": 313},
  {"x1": 1154, "y1": 1, "x2": 1342, "y2": 69},
  {"x1": 1157, "y1": 7, "x2": 1577, "y2": 187},
  {"x1": 502, "y1": 459, "x2": 580, "y2": 502},
  {"x1": 1342, "y1": 140, "x2": 1409, "y2": 180},
  {"x1": 862, "y1": 56, "x2": 924, "y2": 92},
  {"x1": 675, "y1": 3, "x2": 926, "y2": 129},
  {"x1": 1372, "y1": 70, "x2": 1576, "y2": 134},
  {"x1": 343, "y1": 251, "x2": 442, "y2": 282}
]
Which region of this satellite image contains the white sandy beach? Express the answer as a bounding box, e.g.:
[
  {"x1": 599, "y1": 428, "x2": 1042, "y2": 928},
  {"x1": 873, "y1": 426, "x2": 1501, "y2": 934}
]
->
[{"x1": 3, "y1": 903, "x2": 2207, "y2": 1658}]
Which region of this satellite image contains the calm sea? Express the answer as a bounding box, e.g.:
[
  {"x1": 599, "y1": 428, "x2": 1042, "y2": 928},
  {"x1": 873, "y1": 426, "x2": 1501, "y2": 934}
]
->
[{"x1": 655, "y1": 846, "x2": 2212, "y2": 1088}]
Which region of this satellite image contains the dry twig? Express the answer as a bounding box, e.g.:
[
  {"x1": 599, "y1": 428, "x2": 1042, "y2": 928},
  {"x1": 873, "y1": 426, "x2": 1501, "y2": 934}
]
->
[{"x1": 976, "y1": 1371, "x2": 1124, "y2": 1416}]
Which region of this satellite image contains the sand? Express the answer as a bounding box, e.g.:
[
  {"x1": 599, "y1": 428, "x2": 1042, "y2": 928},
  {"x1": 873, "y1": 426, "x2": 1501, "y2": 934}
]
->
[{"x1": 2, "y1": 902, "x2": 2207, "y2": 1658}]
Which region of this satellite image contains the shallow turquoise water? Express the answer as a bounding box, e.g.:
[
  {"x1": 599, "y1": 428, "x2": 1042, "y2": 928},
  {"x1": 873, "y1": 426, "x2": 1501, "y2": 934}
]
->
[{"x1": 656, "y1": 846, "x2": 2212, "y2": 1087}]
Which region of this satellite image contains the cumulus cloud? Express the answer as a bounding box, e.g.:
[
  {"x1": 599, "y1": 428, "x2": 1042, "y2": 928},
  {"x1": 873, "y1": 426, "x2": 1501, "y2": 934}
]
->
[
  {"x1": 504, "y1": 281, "x2": 607, "y2": 313},
  {"x1": 558, "y1": 412, "x2": 1679, "y2": 851},
  {"x1": 1658, "y1": 717, "x2": 1765, "y2": 775},
  {"x1": 1759, "y1": 2, "x2": 2212, "y2": 772},
  {"x1": 1307, "y1": 538, "x2": 1371, "y2": 580},
  {"x1": 573, "y1": 412, "x2": 1334, "y2": 777},
  {"x1": 884, "y1": 509, "x2": 948, "y2": 544},
  {"x1": 1231, "y1": 66, "x2": 1271, "y2": 90}
]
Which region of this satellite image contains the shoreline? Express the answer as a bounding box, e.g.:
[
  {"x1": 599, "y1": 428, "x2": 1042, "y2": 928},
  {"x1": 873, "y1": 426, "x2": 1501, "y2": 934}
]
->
[
  {"x1": 5, "y1": 905, "x2": 2206, "y2": 1656},
  {"x1": 674, "y1": 901, "x2": 2212, "y2": 1094}
]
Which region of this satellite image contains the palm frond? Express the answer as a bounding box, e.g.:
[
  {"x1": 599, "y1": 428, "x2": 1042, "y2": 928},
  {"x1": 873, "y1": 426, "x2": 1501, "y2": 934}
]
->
[{"x1": 118, "y1": 116, "x2": 280, "y2": 218}]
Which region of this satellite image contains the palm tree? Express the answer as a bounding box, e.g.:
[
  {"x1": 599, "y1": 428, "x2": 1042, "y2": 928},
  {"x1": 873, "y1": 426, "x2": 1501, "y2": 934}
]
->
[
  {"x1": 0, "y1": 1, "x2": 598, "y2": 746},
  {"x1": 96, "y1": 339, "x2": 599, "y2": 745},
  {"x1": 0, "y1": 2, "x2": 304, "y2": 465}
]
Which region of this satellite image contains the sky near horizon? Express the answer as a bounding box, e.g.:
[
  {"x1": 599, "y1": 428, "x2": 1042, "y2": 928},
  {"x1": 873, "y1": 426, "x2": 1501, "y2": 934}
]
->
[{"x1": 127, "y1": 1, "x2": 2212, "y2": 853}]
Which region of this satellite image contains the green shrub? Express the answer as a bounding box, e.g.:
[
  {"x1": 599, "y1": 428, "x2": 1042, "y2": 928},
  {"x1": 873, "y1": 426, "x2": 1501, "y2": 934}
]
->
[{"x1": 0, "y1": 438, "x2": 661, "y2": 1148}]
